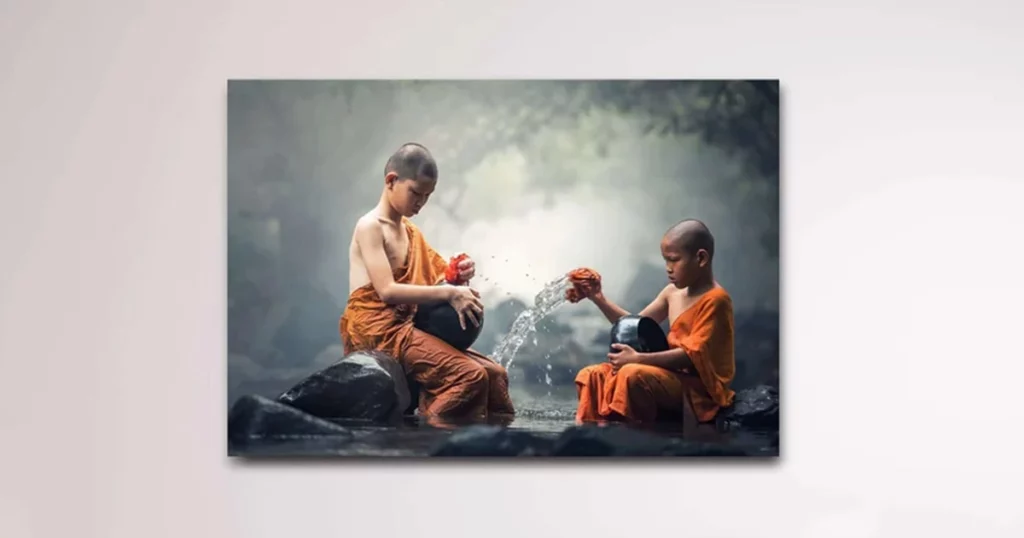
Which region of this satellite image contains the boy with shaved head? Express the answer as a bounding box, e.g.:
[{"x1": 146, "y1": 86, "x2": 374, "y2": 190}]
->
[
  {"x1": 568, "y1": 219, "x2": 736, "y2": 427},
  {"x1": 340, "y1": 143, "x2": 515, "y2": 424}
]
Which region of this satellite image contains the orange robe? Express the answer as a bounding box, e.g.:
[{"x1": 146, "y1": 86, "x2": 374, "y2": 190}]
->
[
  {"x1": 339, "y1": 217, "x2": 514, "y2": 421},
  {"x1": 575, "y1": 286, "x2": 736, "y2": 425}
]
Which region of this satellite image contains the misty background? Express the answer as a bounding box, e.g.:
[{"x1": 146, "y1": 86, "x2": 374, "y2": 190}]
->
[{"x1": 227, "y1": 80, "x2": 779, "y2": 408}]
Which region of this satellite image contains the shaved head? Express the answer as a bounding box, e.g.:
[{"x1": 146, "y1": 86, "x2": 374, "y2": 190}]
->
[
  {"x1": 385, "y1": 142, "x2": 438, "y2": 182},
  {"x1": 664, "y1": 219, "x2": 715, "y2": 261}
]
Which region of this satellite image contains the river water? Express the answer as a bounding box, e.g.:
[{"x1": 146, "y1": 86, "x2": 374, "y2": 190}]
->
[{"x1": 229, "y1": 273, "x2": 777, "y2": 458}]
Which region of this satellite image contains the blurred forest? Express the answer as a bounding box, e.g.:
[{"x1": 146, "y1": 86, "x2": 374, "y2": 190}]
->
[{"x1": 227, "y1": 80, "x2": 779, "y2": 406}]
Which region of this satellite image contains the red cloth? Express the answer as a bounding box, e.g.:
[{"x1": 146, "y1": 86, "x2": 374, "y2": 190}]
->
[{"x1": 565, "y1": 267, "x2": 602, "y2": 303}]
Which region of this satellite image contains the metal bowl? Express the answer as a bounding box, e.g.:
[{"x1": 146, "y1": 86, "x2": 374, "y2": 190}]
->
[
  {"x1": 413, "y1": 300, "x2": 484, "y2": 352},
  {"x1": 609, "y1": 314, "x2": 669, "y2": 353}
]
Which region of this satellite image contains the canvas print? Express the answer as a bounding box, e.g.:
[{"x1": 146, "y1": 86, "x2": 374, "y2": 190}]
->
[{"x1": 227, "y1": 80, "x2": 780, "y2": 458}]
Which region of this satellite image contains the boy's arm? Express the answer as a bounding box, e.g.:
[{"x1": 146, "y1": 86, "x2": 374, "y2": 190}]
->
[
  {"x1": 590, "y1": 292, "x2": 631, "y2": 324},
  {"x1": 591, "y1": 285, "x2": 670, "y2": 325},
  {"x1": 355, "y1": 219, "x2": 453, "y2": 305},
  {"x1": 630, "y1": 347, "x2": 695, "y2": 372}
]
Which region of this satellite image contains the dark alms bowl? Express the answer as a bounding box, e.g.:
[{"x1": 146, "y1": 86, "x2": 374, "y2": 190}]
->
[
  {"x1": 413, "y1": 301, "x2": 484, "y2": 352},
  {"x1": 609, "y1": 315, "x2": 669, "y2": 353}
]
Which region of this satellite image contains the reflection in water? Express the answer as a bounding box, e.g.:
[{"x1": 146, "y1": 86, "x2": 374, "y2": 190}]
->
[
  {"x1": 229, "y1": 275, "x2": 777, "y2": 458},
  {"x1": 230, "y1": 383, "x2": 776, "y2": 458}
]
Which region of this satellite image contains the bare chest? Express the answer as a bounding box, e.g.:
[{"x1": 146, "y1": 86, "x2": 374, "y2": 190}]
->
[
  {"x1": 666, "y1": 289, "x2": 705, "y2": 325},
  {"x1": 381, "y1": 224, "x2": 410, "y2": 270}
]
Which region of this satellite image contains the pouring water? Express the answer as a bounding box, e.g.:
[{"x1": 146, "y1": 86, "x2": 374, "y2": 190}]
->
[{"x1": 491, "y1": 274, "x2": 572, "y2": 370}]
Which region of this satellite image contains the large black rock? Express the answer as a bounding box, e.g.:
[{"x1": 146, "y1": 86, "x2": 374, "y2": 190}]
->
[
  {"x1": 550, "y1": 424, "x2": 756, "y2": 457},
  {"x1": 549, "y1": 424, "x2": 676, "y2": 457},
  {"x1": 429, "y1": 425, "x2": 554, "y2": 457},
  {"x1": 277, "y1": 351, "x2": 412, "y2": 423},
  {"x1": 228, "y1": 394, "x2": 353, "y2": 446},
  {"x1": 716, "y1": 384, "x2": 779, "y2": 432}
]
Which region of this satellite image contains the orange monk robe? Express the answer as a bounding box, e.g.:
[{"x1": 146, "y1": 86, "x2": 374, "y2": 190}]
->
[
  {"x1": 575, "y1": 287, "x2": 736, "y2": 425},
  {"x1": 339, "y1": 218, "x2": 514, "y2": 420},
  {"x1": 667, "y1": 287, "x2": 736, "y2": 423}
]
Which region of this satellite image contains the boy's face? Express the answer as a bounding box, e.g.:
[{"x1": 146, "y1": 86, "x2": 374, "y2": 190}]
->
[
  {"x1": 386, "y1": 174, "x2": 436, "y2": 217},
  {"x1": 660, "y1": 235, "x2": 708, "y2": 289}
]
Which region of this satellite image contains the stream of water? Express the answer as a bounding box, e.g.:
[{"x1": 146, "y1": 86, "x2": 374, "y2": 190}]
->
[{"x1": 490, "y1": 274, "x2": 572, "y2": 370}]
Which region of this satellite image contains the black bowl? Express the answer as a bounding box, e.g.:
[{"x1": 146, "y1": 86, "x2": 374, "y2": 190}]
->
[
  {"x1": 609, "y1": 315, "x2": 669, "y2": 353},
  {"x1": 413, "y1": 301, "x2": 484, "y2": 352}
]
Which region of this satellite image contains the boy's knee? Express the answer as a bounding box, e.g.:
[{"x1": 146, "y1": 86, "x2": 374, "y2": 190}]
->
[
  {"x1": 575, "y1": 364, "x2": 604, "y2": 384},
  {"x1": 488, "y1": 362, "x2": 509, "y2": 381},
  {"x1": 618, "y1": 363, "x2": 649, "y2": 383},
  {"x1": 458, "y1": 362, "x2": 489, "y2": 391}
]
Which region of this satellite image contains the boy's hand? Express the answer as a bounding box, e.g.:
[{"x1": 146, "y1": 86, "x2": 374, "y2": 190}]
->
[
  {"x1": 456, "y1": 257, "x2": 476, "y2": 282},
  {"x1": 446, "y1": 285, "x2": 484, "y2": 330},
  {"x1": 566, "y1": 267, "x2": 602, "y2": 303},
  {"x1": 607, "y1": 343, "x2": 639, "y2": 372}
]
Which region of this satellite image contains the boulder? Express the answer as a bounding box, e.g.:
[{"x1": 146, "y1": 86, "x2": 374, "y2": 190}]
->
[
  {"x1": 549, "y1": 424, "x2": 677, "y2": 457},
  {"x1": 228, "y1": 394, "x2": 353, "y2": 447},
  {"x1": 716, "y1": 384, "x2": 779, "y2": 432},
  {"x1": 277, "y1": 351, "x2": 412, "y2": 423},
  {"x1": 549, "y1": 424, "x2": 757, "y2": 457},
  {"x1": 429, "y1": 425, "x2": 554, "y2": 457}
]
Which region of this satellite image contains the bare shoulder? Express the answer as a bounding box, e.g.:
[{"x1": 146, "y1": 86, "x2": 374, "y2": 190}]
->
[
  {"x1": 356, "y1": 210, "x2": 384, "y2": 229},
  {"x1": 353, "y1": 212, "x2": 384, "y2": 238}
]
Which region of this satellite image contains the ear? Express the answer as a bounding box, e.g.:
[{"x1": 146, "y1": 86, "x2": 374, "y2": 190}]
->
[
  {"x1": 384, "y1": 171, "x2": 399, "y2": 188},
  {"x1": 696, "y1": 249, "x2": 710, "y2": 267}
]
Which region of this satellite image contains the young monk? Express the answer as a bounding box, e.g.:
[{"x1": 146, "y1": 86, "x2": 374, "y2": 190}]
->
[
  {"x1": 568, "y1": 218, "x2": 736, "y2": 427},
  {"x1": 339, "y1": 142, "x2": 515, "y2": 424}
]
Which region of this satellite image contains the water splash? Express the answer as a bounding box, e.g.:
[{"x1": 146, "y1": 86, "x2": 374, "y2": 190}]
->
[{"x1": 491, "y1": 274, "x2": 572, "y2": 369}]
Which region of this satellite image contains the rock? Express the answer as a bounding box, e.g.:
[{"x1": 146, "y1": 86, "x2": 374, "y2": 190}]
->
[
  {"x1": 430, "y1": 425, "x2": 554, "y2": 457},
  {"x1": 717, "y1": 384, "x2": 779, "y2": 431},
  {"x1": 549, "y1": 424, "x2": 676, "y2": 456},
  {"x1": 228, "y1": 394, "x2": 353, "y2": 446},
  {"x1": 550, "y1": 424, "x2": 758, "y2": 457},
  {"x1": 277, "y1": 351, "x2": 411, "y2": 423},
  {"x1": 661, "y1": 439, "x2": 760, "y2": 457}
]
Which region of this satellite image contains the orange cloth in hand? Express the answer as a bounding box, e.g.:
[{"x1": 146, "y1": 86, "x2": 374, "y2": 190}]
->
[
  {"x1": 445, "y1": 253, "x2": 469, "y2": 285},
  {"x1": 339, "y1": 218, "x2": 513, "y2": 419},
  {"x1": 566, "y1": 267, "x2": 602, "y2": 303}
]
